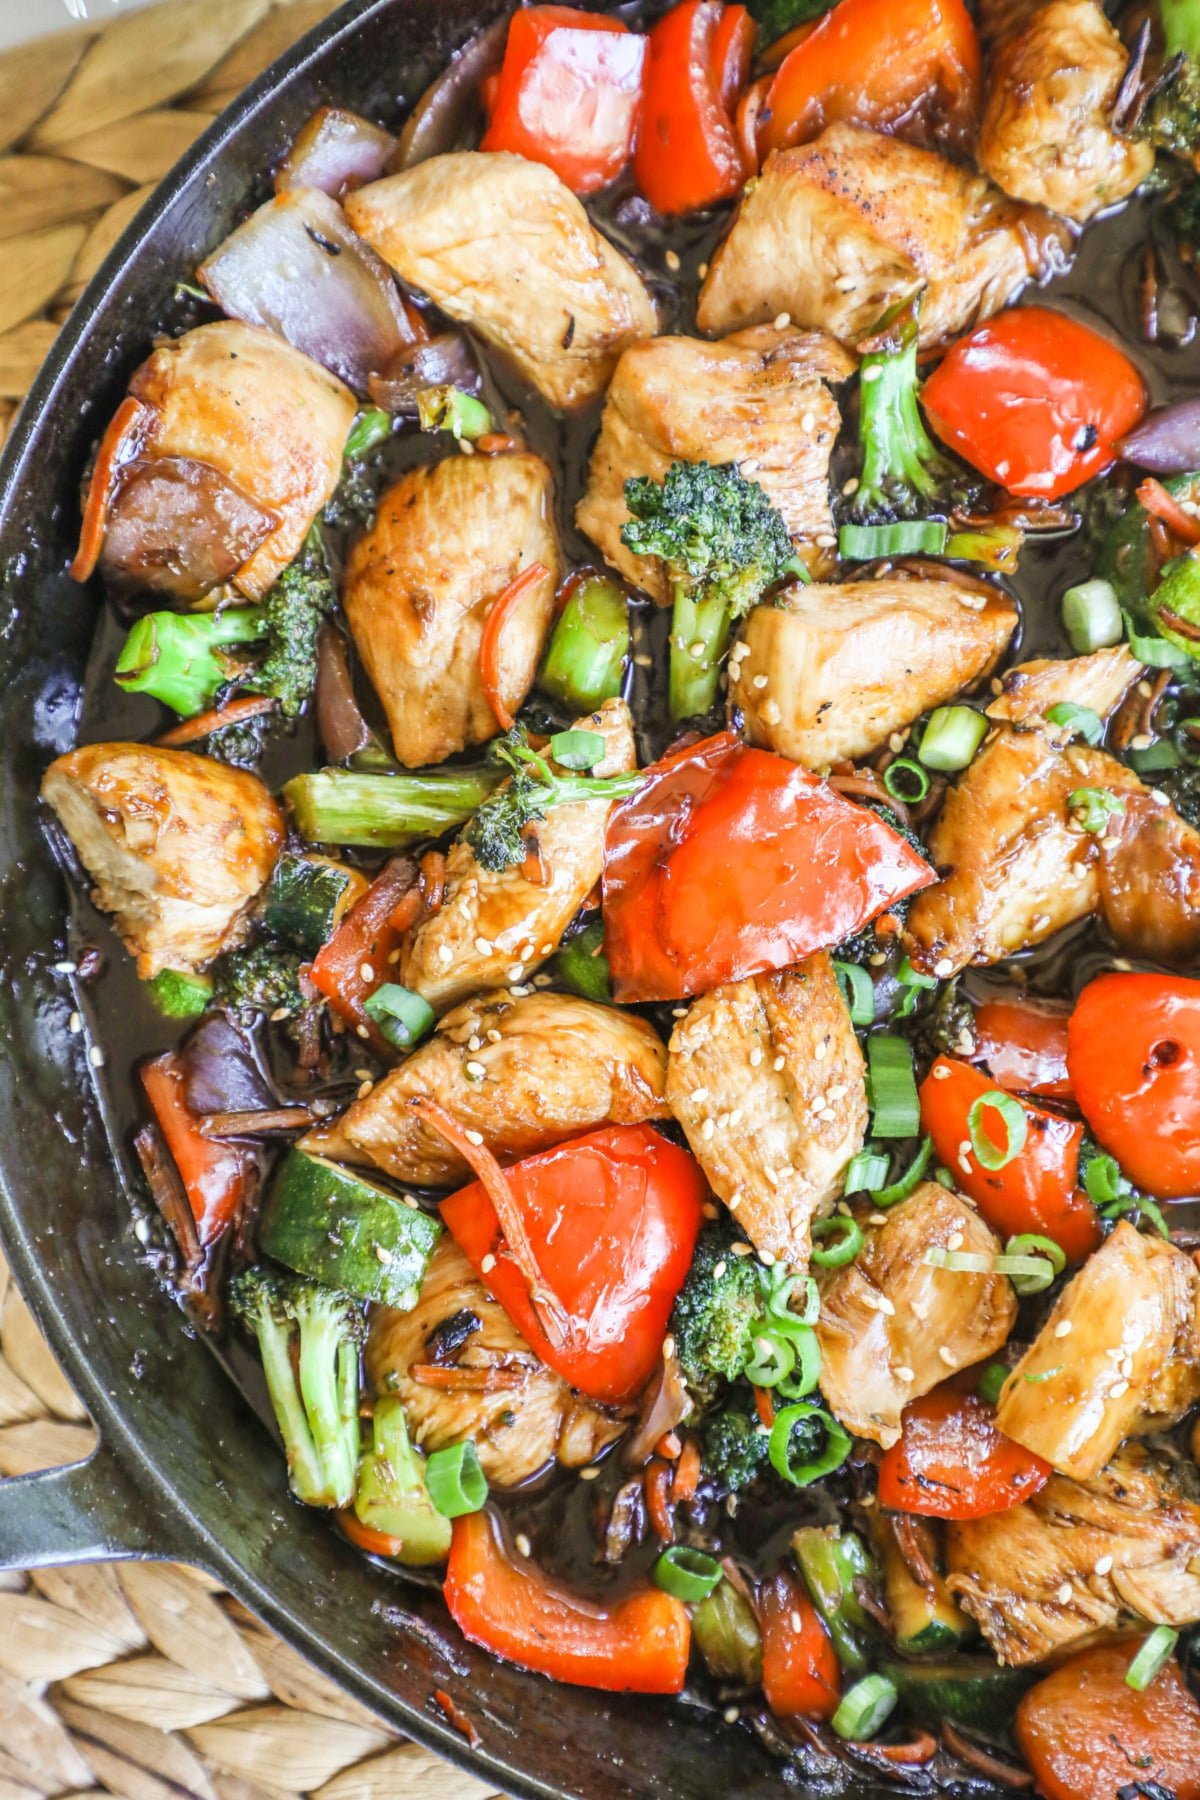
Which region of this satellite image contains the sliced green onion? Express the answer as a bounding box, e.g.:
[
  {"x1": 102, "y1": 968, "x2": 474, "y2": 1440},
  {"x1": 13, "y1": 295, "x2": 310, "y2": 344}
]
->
[
  {"x1": 832, "y1": 1672, "x2": 898, "y2": 1742},
  {"x1": 978, "y1": 1363, "x2": 1009, "y2": 1406},
  {"x1": 1005, "y1": 1233, "x2": 1066, "y2": 1296},
  {"x1": 1124, "y1": 609, "x2": 1192, "y2": 669},
  {"x1": 768, "y1": 1402, "x2": 851, "y2": 1487},
  {"x1": 1068, "y1": 786, "x2": 1126, "y2": 834},
  {"x1": 833, "y1": 959, "x2": 875, "y2": 1026},
  {"x1": 1126, "y1": 1626, "x2": 1179, "y2": 1692},
  {"x1": 1129, "y1": 739, "x2": 1182, "y2": 774},
  {"x1": 944, "y1": 525, "x2": 1022, "y2": 571},
  {"x1": 363, "y1": 983, "x2": 436, "y2": 1051},
  {"x1": 763, "y1": 1270, "x2": 820, "y2": 1330},
  {"x1": 775, "y1": 1327, "x2": 822, "y2": 1400},
  {"x1": 1084, "y1": 1152, "x2": 1127, "y2": 1205},
  {"x1": 781, "y1": 553, "x2": 813, "y2": 583},
  {"x1": 898, "y1": 956, "x2": 937, "y2": 991},
  {"x1": 810, "y1": 1216, "x2": 864, "y2": 1267},
  {"x1": 548, "y1": 728, "x2": 606, "y2": 770},
  {"x1": 743, "y1": 1330, "x2": 795, "y2": 1388},
  {"x1": 654, "y1": 1545, "x2": 723, "y2": 1603},
  {"x1": 924, "y1": 1245, "x2": 1054, "y2": 1285},
  {"x1": 839, "y1": 521, "x2": 948, "y2": 559},
  {"x1": 843, "y1": 1148, "x2": 891, "y2": 1195},
  {"x1": 873, "y1": 1134, "x2": 934, "y2": 1206},
  {"x1": 882, "y1": 757, "x2": 931, "y2": 803},
  {"x1": 1045, "y1": 702, "x2": 1104, "y2": 745},
  {"x1": 344, "y1": 408, "x2": 392, "y2": 459},
  {"x1": 919, "y1": 705, "x2": 988, "y2": 772},
  {"x1": 867, "y1": 1034, "x2": 920, "y2": 1138},
  {"x1": 416, "y1": 385, "x2": 493, "y2": 441},
  {"x1": 1103, "y1": 1191, "x2": 1171, "y2": 1239},
  {"x1": 967, "y1": 1088, "x2": 1028, "y2": 1170},
  {"x1": 1062, "y1": 578, "x2": 1121, "y2": 654},
  {"x1": 425, "y1": 1441, "x2": 488, "y2": 1517}
]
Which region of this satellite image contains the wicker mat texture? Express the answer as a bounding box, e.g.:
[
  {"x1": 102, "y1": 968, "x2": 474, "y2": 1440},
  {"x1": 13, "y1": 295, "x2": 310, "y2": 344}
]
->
[{"x1": 0, "y1": 2, "x2": 500, "y2": 1792}]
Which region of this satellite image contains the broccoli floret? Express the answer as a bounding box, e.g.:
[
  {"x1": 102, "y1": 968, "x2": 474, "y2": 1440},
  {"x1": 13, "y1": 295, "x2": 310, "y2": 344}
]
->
[
  {"x1": 1161, "y1": 766, "x2": 1200, "y2": 830},
  {"x1": 114, "y1": 606, "x2": 268, "y2": 717},
  {"x1": 213, "y1": 942, "x2": 304, "y2": 1019},
  {"x1": 247, "y1": 528, "x2": 336, "y2": 717},
  {"x1": 670, "y1": 1220, "x2": 766, "y2": 1410},
  {"x1": 230, "y1": 1267, "x2": 363, "y2": 1508},
  {"x1": 464, "y1": 726, "x2": 643, "y2": 873},
  {"x1": 848, "y1": 296, "x2": 975, "y2": 526},
  {"x1": 701, "y1": 1406, "x2": 770, "y2": 1494},
  {"x1": 207, "y1": 712, "x2": 269, "y2": 769},
  {"x1": 620, "y1": 459, "x2": 796, "y2": 721},
  {"x1": 916, "y1": 975, "x2": 977, "y2": 1062}
]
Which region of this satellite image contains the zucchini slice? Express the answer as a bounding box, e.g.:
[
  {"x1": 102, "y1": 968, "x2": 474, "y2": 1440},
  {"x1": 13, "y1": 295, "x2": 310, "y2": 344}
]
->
[
  {"x1": 882, "y1": 1656, "x2": 1035, "y2": 1739},
  {"x1": 871, "y1": 1514, "x2": 974, "y2": 1655},
  {"x1": 263, "y1": 854, "x2": 366, "y2": 957},
  {"x1": 260, "y1": 1149, "x2": 440, "y2": 1308}
]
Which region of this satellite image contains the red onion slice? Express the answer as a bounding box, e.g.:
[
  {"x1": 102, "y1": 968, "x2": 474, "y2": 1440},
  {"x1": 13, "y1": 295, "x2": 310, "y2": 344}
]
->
[
  {"x1": 276, "y1": 106, "x2": 396, "y2": 198},
  {"x1": 395, "y1": 15, "x2": 510, "y2": 168},
  {"x1": 367, "y1": 332, "x2": 481, "y2": 412},
  {"x1": 1120, "y1": 398, "x2": 1200, "y2": 474},
  {"x1": 315, "y1": 622, "x2": 371, "y2": 763},
  {"x1": 100, "y1": 456, "x2": 276, "y2": 601},
  {"x1": 198, "y1": 187, "x2": 416, "y2": 394}
]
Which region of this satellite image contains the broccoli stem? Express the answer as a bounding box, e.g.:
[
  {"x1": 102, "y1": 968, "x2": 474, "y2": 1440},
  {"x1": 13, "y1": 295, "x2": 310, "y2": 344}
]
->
[
  {"x1": 857, "y1": 325, "x2": 945, "y2": 515},
  {"x1": 296, "y1": 1305, "x2": 360, "y2": 1509},
  {"x1": 670, "y1": 580, "x2": 732, "y2": 722},
  {"x1": 115, "y1": 607, "x2": 268, "y2": 717},
  {"x1": 353, "y1": 1394, "x2": 452, "y2": 1564},
  {"x1": 538, "y1": 575, "x2": 630, "y2": 713},
  {"x1": 417, "y1": 386, "x2": 493, "y2": 442},
  {"x1": 791, "y1": 1525, "x2": 878, "y2": 1676},
  {"x1": 284, "y1": 766, "x2": 503, "y2": 848},
  {"x1": 252, "y1": 1299, "x2": 329, "y2": 1506}
]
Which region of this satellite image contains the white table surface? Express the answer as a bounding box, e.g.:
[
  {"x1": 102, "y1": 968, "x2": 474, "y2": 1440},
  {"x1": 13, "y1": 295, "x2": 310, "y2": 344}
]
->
[{"x1": 0, "y1": 0, "x2": 156, "y2": 51}]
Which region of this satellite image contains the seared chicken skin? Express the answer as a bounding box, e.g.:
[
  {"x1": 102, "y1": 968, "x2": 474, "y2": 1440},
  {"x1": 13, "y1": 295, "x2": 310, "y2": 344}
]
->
[
  {"x1": 41, "y1": 744, "x2": 284, "y2": 978},
  {"x1": 402, "y1": 698, "x2": 636, "y2": 1011},
  {"x1": 332, "y1": 989, "x2": 668, "y2": 1186},
  {"x1": 948, "y1": 1442, "x2": 1200, "y2": 1666},
  {"x1": 995, "y1": 1223, "x2": 1200, "y2": 1482},
  {"x1": 78, "y1": 321, "x2": 355, "y2": 602},
  {"x1": 576, "y1": 326, "x2": 854, "y2": 596},
  {"x1": 734, "y1": 576, "x2": 1017, "y2": 767},
  {"x1": 816, "y1": 1182, "x2": 1017, "y2": 1447},
  {"x1": 667, "y1": 953, "x2": 867, "y2": 1269},
  {"x1": 697, "y1": 125, "x2": 1063, "y2": 349},
  {"x1": 986, "y1": 644, "x2": 1141, "y2": 729},
  {"x1": 367, "y1": 1236, "x2": 624, "y2": 1487},
  {"x1": 345, "y1": 152, "x2": 657, "y2": 410},
  {"x1": 343, "y1": 453, "x2": 559, "y2": 768},
  {"x1": 979, "y1": 0, "x2": 1153, "y2": 224}
]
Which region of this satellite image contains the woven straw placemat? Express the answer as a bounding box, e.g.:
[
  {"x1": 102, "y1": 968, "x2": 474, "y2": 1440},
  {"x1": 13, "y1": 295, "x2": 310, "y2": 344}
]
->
[{"x1": 0, "y1": 3, "x2": 499, "y2": 1792}]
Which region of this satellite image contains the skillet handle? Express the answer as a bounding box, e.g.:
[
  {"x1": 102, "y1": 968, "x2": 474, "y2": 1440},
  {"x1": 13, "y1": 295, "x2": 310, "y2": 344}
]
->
[{"x1": 0, "y1": 1439, "x2": 188, "y2": 1571}]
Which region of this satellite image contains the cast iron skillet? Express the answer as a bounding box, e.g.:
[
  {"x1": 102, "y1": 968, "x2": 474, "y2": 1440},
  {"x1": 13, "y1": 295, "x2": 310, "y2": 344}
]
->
[{"x1": 0, "y1": 1, "x2": 890, "y2": 1794}]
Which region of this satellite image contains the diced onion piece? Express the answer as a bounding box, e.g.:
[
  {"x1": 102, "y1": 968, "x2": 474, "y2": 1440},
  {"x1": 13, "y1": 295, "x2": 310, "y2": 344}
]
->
[
  {"x1": 276, "y1": 106, "x2": 396, "y2": 198},
  {"x1": 1120, "y1": 399, "x2": 1200, "y2": 473},
  {"x1": 918, "y1": 705, "x2": 987, "y2": 772},
  {"x1": 367, "y1": 334, "x2": 482, "y2": 413}
]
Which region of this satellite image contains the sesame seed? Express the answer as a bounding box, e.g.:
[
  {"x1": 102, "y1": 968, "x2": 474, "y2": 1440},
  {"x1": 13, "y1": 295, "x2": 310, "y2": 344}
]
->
[
  {"x1": 862, "y1": 363, "x2": 884, "y2": 383},
  {"x1": 1110, "y1": 1379, "x2": 1129, "y2": 1398},
  {"x1": 947, "y1": 1231, "x2": 964, "y2": 1251},
  {"x1": 868, "y1": 1212, "x2": 887, "y2": 1225},
  {"x1": 1138, "y1": 679, "x2": 1153, "y2": 698},
  {"x1": 67, "y1": 1011, "x2": 82, "y2": 1034},
  {"x1": 88, "y1": 1044, "x2": 105, "y2": 1068},
  {"x1": 888, "y1": 733, "x2": 906, "y2": 754},
  {"x1": 896, "y1": 1366, "x2": 915, "y2": 1382},
  {"x1": 698, "y1": 261, "x2": 709, "y2": 278},
  {"x1": 359, "y1": 962, "x2": 374, "y2": 983},
  {"x1": 1054, "y1": 1319, "x2": 1072, "y2": 1338},
  {"x1": 1056, "y1": 1582, "x2": 1073, "y2": 1605},
  {"x1": 388, "y1": 948, "x2": 401, "y2": 964},
  {"x1": 672, "y1": 1006, "x2": 689, "y2": 1018},
  {"x1": 773, "y1": 1054, "x2": 785, "y2": 1071},
  {"x1": 762, "y1": 700, "x2": 782, "y2": 725},
  {"x1": 1130, "y1": 732, "x2": 1153, "y2": 751},
  {"x1": 665, "y1": 248, "x2": 681, "y2": 271},
  {"x1": 800, "y1": 411, "x2": 815, "y2": 432},
  {"x1": 1094, "y1": 1554, "x2": 1114, "y2": 1576},
  {"x1": 487, "y1": 1028, "x2": 502, "y2": 1043},
  {"x1": 701, "y1": 1118, "x2": 715, "y2": 1140},
  {"x1": 688, "y1": 639, "x2": 706, "y2": 658},
  {"x1": 817, "y1": 1106, "x2": 837, "y2": 1122},
  {"x1": 911, "y1": 1299, "x2": 929, "y2": 1321},
  {"x1": 481, "y1": 1253, "x2": 496, "y2": 1273},
  {"x1": 774, "y1": 311, "x2": 792, "y2": 330},
  {"x1": 815, "y1": 532, "x2": 837, "y2": 548},
  {"x1": 516, "y1": 1533, "x2": 532, "y2": 1557},
  {"x1": 752, "y1": 673, "x2": 769, "y2": 690},
  {"x1": 727, "y1": 1193, "x2": 742, "y2": 1212},
  {"x1": 355, "y1": 1066, "x2": 373, "y2": 1081},
  {"x1": 663, "y1": 1334, "x2": 676, "y2": 1360},
  {"x1": 691, "y1": 1087, "x2": 710, "y2": 1104},
  {"x1": 53, "y1": 960, "x2": 77, "y2": 974},
  {"x1": 357, "y1": 1080, "x2": 374, "y2": 1099},
  {"x1": 724, "y1": 1706, "x2": 740, "y2": 1725},
  {"x1": 791, "y1": 1610, "x2": 804, "y2": 1633},
  {"x1": 579, "y1": 1466, "x2": 600, "y2": 1481},
  {"x1": 842, "y1": 477, "x2": 860, "y2": 497},
  {"x1": 815, "y1": 1041, "x2": 827, "y2": 1061},
  {"x1": 356, "y1": 1024, "x2": 370, "y2": 1039},
  {"x1": 437, "y1": 945, "x2": 453, "y2": 966},
  {"x1": 934, "y1": 958, "x2": 954, "y2": 978},
  {"x1": 703, "y1": 1201, "x2": 720, "y2": 1220},
  {"x1": 731, "y1": 1242, "x2": 754, "y2": 1256},
  {"x1": 539, "y1": 943, "x2": 554, "y2": 956},
  {"x1": 468, "y1": 1035, "x2": 483, "y2": 1052},
  {"x1": 465, "y1": 1060, "x2": 486, "y2": 1079},
  {"x1": 403, "y1": 1194, "x2": 420, "y2": 1209},
  {"x1": 938, "y1": 1345, "x2": 956, "y2": 1366},
  {"x1": 764, "y1": 1166, "x2": 778, "y2": 1186},
  {"x1": 464, "y1": 1128, "x2": 484, "y2": 1146},
  {"x1": 374, "y1": 1243, "x2": 392, "y2": 1263},
  {"x1": 474, "y1": 937, "x2": 493, "y2": 956},
  {"x1": 749, "y1": 1047, "x2": 763, "y2": 1067},
  {"x1": 533, "y1": 973, "x2": 552, "y2": 987},
  {"x1": 713, "y1": 1260, "x2": 727, "y2": 1279},
  {"x1": 507, "y1": 964, "x2": 524, "y2": 981},
  {"x1": 933, "y1": 1063, "x2": 951, "y2": 1080},
  {"x1": 878, "y1": 1296, "x2": 896, "y2": 1316},
  {"x1": 717, "y1": 1112, "x2": 731, "y2": 1131}
]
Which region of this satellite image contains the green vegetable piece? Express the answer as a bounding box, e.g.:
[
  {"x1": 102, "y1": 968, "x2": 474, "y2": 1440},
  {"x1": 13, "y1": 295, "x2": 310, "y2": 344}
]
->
[
  {"x1": 810, "y1": 1215, "x2": 864, "y2": 1267},
  {"x1": 1062, "y1": 578, "x2": 1122, "y2": 654},
  {"x1": 263, "y1": 853, "x2": 355, "y2": 957},
  {"x1": 1005, "y1": 1232, "x2": 1066, "y2": 1296},
  {"x1": 944, "y1": 525, "x2": 1022, "y2": 572},
  {"x1": 843, "y1": 1147, "x2": 891, "y2": 1195},
  {"x1": 882, "y1": 756, "x2": 931, "y2": 803},
  {"x1": 538, "y1": 575, "x2": 630, "y2": 712},
  {"x1": 425, "y1": 1440, "x2": 489, "y2": 1517},
  {"x1": 552, "y1": 919, "x2": 612, "y2": 1003},
  {"x1": 669, "y1": 1219, "x2": 766, "y2": 1407},
  {"x1": 145, "y1": 968, "x2": 213, "y2": 1019},
  {"x1": 1150, "y1": 552, "x2": 1200, "y2": 658},
  {"x1": 654, "y1": 1546, "x2": 723, "y2": 1602},
  {"x1": 848, "y1": 295, "x2": 968, "y2": 528},
  {"x1": 259, "y1": 1150, "x2": 441, "y2": 1309},
  {"x1": 791, "y1": 1525, "x2": 878, "y2": 1677},
  {"x1": 1097, "y1": 472, "x2": 1200, "y2": 618},
  {"x1": 1126, "y1": 1624, "x2": 1179, "y2": 1691},
  {"x1": 977, "y1": 1363, "x2": 1009, "y2": 1406},
  {"x1": 839, "y1": 521, "x2": 948, "y2": 559},
  {"x1": 746, "y1": 0, "x2": 832, "y2": 45},
  {"x1": 1045, "y1": 702, "x2": 1104, "y2": 745},
  {"x1": 284, "y1": 765, "x2": 502, "y2": 848},
  {"x1": 691, "y1": 1579, "x2": 763, "y2": 1685},
  {"x1": 344, "y1": 408, "x2": 393, "y2": 460},
  {"x1": 873, "y1": 1134, "x2": 934, "y2": 1207},
  {"x1": 1068, "y1": 786, "x2": 1126, "y2": 834},
  {"x1": 246, "y1": 527, "x2": 336, "y2": 718},
  {"x1": 213, "y1": 943, "x2": 303, "y2": 1020},
  {"x1": 363, "y1": 983, "x2": 435, "y2": 1052},
  {"x1": 882, "y1": 1656, "x2": 1036, "y2": 1736},
  {"x1": 465, "y1": 725, "x2": 642, "y2": 874},
  {"x1": 867, "y1": 1033, "x2": 920, "y2": 1138},
  {"x1": 417, "y1": 386, "x2": 492, "y2": 441},
  {"x1": 868, "y1": 1514, "x2": 974, "y2": 1655},
  {"x1": 833, "y1": 1673, "x2": 899, "y2": 1741},
  {"x1": 768, "y1": 1402, "x2": 851, "y2": 1486},
  {"x1": 833, "y1": 958, "x2": 875, "y2": 1025},
  {"x1": 547, "y1": 728, "x2": 607, "y2": 770},
  {"x1": 115, "y1": 607, "x2": 268, "y2": 717},
  {"x1": 700, "y1": 1406, "x2": 770, "y2": 1493},
  {"x1": 353, "y1": 1394, "x2": 451, "y2": 1563},
  {"x1": 919, "y1": 705, "x2": 988, "y2": 771},
  {"x1": 967, "y1": 1088, "x2": 1028, "y2": 1170}
]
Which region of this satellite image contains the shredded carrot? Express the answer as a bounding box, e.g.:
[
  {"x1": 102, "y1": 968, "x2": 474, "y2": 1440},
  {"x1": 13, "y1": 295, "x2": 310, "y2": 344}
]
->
[
  {"x1": 387, "y1": 888, "x2": 424, "y2": 934},
  {"x1": 479, "y1": 561, "x2": 549, "y2": 732},
  {"x1": 873, "y1": 911, "x2": 900, "y2": 939},
  {"x1": 644, "y1": 1458, "x2": 675, "y2": 1542},
  {"x1": 155, "y1": 693, "x2": 276, "y2": 747},
  {"x1": 410, "y1": 1363, "x2": 525, "y2": 1391},
  {"x1": 753, "y1": 1384, "x2": 776, "y2": 1429},
  {"x1": 871, "y1": 1733, "x2": 939, "y2": 1766},
  {"x1": 406, "y1": 1093, "x2": 569, "y2": 1347},
  {"x1": 654, "y1": 1431, "x2": 682, "y2": 1461},
  {"x1": 476, "y1": 431, "x2": 518, "y2": 455},
  {"x1": 70, "y1": 396, "x2": 152, "y2": 582},
  {"x1": 672, "y1": 1436, "x2": 702, "y2": 1505},
  {"x1": 419, "y1": 849, "x2": 446, "y2": 915},
  {"x1": 1137, "y1": 477, "x2": 1200, "y2": 546},
  {"x1": 433, "y1": 1687, "x2": 480, "y2": 1748}
]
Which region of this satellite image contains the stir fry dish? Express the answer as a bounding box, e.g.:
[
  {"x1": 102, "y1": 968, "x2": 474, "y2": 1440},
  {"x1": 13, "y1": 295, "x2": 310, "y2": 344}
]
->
[{"x1": 40, "y1": 0, "x2": 1200, "y2": 1789}]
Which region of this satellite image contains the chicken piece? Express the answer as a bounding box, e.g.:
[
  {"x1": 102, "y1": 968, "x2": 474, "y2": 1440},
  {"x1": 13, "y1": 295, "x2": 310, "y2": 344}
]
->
[
  {"x1": 666, "y1": 954, "x2": 867, "y2": 1269},
  {"x1": 995, "y1": 1222, "x2": 1200, "y2": 1482},
  {"x1": 906, "y1": 728, "x2": 1200, "y2": 974},
  {"x1": 343, "y1": 453, "x2": 559, "y2": 768},
  {"x1": 335, "y1": 989, "x2": 668, "y2": 1186},
  {"x1": 576, "y1": 326, "x2": 854, "y2": 597},
  {"x1": 947, "y1": 1441, "x2": 1200, "y2": 1665},
  {"x1": 816, "y1": 1182, "x2": 1017, "y2": 1447},
  {"x1": 985, "y1": 645, "x2": 1141, "y2": 729},
  {"x1": 979, "y1": 0, "x2": 1153, "y2": 224},
  {"x1": 696, "y1": 125, "x2": 1064, "y2": 349},
  {"x1": 367, "y1": 1236, "x2": 624, "y2": 1486},
  {"x1": 402, "y1": 698, "x2": 636, "y2": 1011},
  {"x1": 84, "y1": 322, "x2": 355, "y2": 602},
  {"x1": 41, "y1": 743, "x2": 283, "y2": 978},
  {"x1": 345, "y1": 152, "x2": 656, "y2": 410},
  {"x1": 734, "y1": 576, "x2": 1016, "y2": 767}
]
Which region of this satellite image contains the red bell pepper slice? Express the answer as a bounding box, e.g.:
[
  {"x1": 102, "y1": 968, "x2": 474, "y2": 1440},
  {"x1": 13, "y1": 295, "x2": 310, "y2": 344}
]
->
[
  {"x1": 1068, "y1": 972, "x2": 1200, "y2": 1199},
  {"x1": 444, "y1": 1509, "x2": 691, "y2": 1694},
  {"x1": 440, "y1": 1123, "x2": 705, "y2": 1406},
  {"x1": 1016, "y1": 1644, "x2": 1200, "y2": 1800},
  {"x1": 921, "y1": 307, "x2": 1146, "y2": 501},
  {"x1": 601, "y1": 731, "x2": 934, "y2": 1004},
  {"x1": 970, "y1": 993, "x2": 1073, "y2": 1101},
  {"x1": 760, "y1": 1570, "x2": 841, "y2": 1720},
  {"x1": 309, "y1": 855, "x2": 419, "y2": 1051},
  {"x1": 711, "y1": 3, "x2": 755, "y2": 111},
  {"x1": 877, "y1": 1387, "x2": 1051, "y2": 1519},
  {"x1": 634, "y1": 0, "x2": 747, "y2": 216},
  {"x1": 918, "y1": 1055, "x2": 1100, "y2": 1263},
  {"x1": 759, "y1": 0, "x2": 980, "y2": 158},
  {"x1": 140, "y1": 1054, "x2": 251, "y2": 1248},
  {"x1": 480, "y1": 7, "x2": 646, "y2": 195}
]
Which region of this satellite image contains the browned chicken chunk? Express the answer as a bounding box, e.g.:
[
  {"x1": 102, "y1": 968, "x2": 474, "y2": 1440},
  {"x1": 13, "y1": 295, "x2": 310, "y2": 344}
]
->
[
  {"x1": 576, "y1": 326, "x2": 855, "y2": 596},
  {"x1": 667, "y1": 954, "x2": 867, "y2": 1269},
  {"x1": 948, "y1": 1441, "x2": 1200, "y2": 1666},
  {"x1": 696, "y1": 125, "x2": 1063, "y2": 348},
  {"x1": 345, "y1": 152, "x2": 657, "y2": 410},
  {"x1": 979, "y1": 0, "x2": 1153, "y2": 224},
  {"x1": 402, "y1": 698, "x2": 636, "y2": 1011},
  {"x1": 343, "y1": 453, "x2": 559, "y2": 767},
  {"x1": 367, "y1": 1236, "x2": 624, "y2": 1486},
  {"x1": 734, "y1": 576, "x2": 1016, "y2": 767},
  {"x1": 41, "y1": 744, "x2": 284, "y2": 978},
  {"x1": 333, "y1": 989, "x2": 668, "y2": 1186},
  {"x1": 78, "y1": 321, "x2": 355, "y2": 602},
  {"x1": 816, "y1": 1182, "x2": 1017, "y2": 1447},
  {"x1": 985, "y1": 644, "x2": 1141, "y2": 728},
  {"x1": 995, "y1": 1222, "x2": 1200, "y2": 1481}
]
